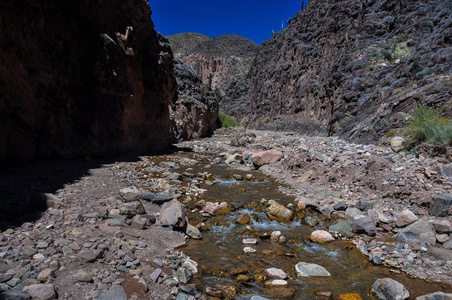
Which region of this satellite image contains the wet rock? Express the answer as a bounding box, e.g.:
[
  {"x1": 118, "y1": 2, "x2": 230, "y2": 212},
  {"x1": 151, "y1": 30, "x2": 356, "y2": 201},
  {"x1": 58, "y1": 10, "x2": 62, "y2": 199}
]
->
[
  {"x1": 250, "y1": 296, "x2": 271, "y2": 300},
  {"x1": 205, "y1": 287, "x2": 223, "y2": 298},
  {"x1": 236, "y1": 274, "x2": 252, "y2": 282},
  {"x1": 242, "y1": 238, "x2": 258, "y2": 245},
  {"x1": 203, "y1": 202, "x2": 227, "y2": 215},
  {"x1": 396, "y1": 210, "x2": 418, "y2": 227},
  {"x1": 160, "y1": 199, "x2": 186, "y2": 227},
  {"x1": 266, "y1": 200, "x2": 293, "y2": 222},
  {"x1": 141, "y1": 192, "x2": 174, "y2": 204},
  {"x1": 159, "y1": 161, "x2": 179, "y2": 169},
  {"x1": 186, "y1": 222, "x2": 202, "y2": 239},
  {"x1": 310, "y1": 230, "x2": 335, "y2": 243},
  {"x1": 219, "y1": 285, "x2": 238, "y2": 298},
  {"x1": 395, "y1": 220, "x2": 436, "y2": 245},
  {"x1": 243, "y1": 247, "x2": 256, "y2": 253},
  {"x1": 429, "y1": 194, "x2": 452, "y2": 217},
  {"x1": 295, "y1": 262, "x2": 331, "y2": 277},
  {"x1": 264, "y1": 279, "x2": 288, "y2": 286},
  {"x1": 235, "y1": 213, "x2": 251, "y2": 224},
  {"x1": 329, "y1": 220, "x2": 353, "y2": 238},
  {"x1": 352, "y1": 216, "x2": 377, "y2": 236},
  {"x1": 305, "y1": 216, "x2": 319, "y2": 227},
  {"x1": 338, "y1": 293, "x2": 363, "y2": 300},
  {"x1": 251, "y1": 150, "x2": 284, "y2": 168},
  {"x1": 99, "y1": 285, "x2": 127, "y2": 300},
  {"x1": 264, "y1": 268, "x2": 287, "y2": 279},
  {"x1": 371, "y1": 278, "x2": 409, "y2": 300},
  {"x1": 23, "y1": 284, "x2": 56, "y2": 300},
  {"x1": 119, "y1": 186, "x2": 141, "y2": 202},
  {"x1": 416, "y1": 292, "x2": 452, "y2": 299},
  {"x1": 390, "y1": 137, "x2": 405, "y2": 153},
  {"x1": 225, "y1": 153, "x2": 243, "y2": 165}
]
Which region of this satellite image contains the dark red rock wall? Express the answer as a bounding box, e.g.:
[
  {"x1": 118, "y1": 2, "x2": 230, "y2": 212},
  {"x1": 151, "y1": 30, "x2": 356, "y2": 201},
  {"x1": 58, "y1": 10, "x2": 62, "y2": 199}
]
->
[{"x1": 0, "y1": 0, "x2": 176, "y2": 163}]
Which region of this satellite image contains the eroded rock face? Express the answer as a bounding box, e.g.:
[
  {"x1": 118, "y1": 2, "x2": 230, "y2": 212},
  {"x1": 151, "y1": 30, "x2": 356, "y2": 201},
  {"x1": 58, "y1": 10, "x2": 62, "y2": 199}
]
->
[
  {"x1": 222, "y1": 0, "x2": 452, "y2": 143},
  {"x1": 0, "y1": 0, "x2": 177, "y2": 163},
  {"x1": 170, "y1": 58, "x2": 219, "y2": 142}
]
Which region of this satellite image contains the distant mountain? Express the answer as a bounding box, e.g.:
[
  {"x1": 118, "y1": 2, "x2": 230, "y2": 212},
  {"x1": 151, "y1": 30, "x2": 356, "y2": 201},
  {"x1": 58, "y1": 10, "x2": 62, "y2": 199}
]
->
[{"x1": 166, "y1": 33, "x2": 260, "y2": 93}]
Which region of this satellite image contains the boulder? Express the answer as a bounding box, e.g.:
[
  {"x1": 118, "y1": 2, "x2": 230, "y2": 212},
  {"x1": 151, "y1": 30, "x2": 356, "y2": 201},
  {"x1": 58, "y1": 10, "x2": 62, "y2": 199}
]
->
[
  {"x1": 371, "y1": 278, "x2": 409, "y2": 300},
  {"x1": 119, "y1": 187, "x2": 141, "y2": 202},
  {"x1": 186, "y1": 222, "x2": 202, "y2": 239},
  {"x1": 119, "y1": 201, "x2": 145, "y2": 216},
  {"x1": 395, "y1": 220, "x2": 437, "y2": 245},
  {"x1": 159, "y1": 199, "x2": 186, "y2": 227},
  {"x1": 429, "y1": 194, "x2": 452, "y2": 217},
  {"x1": 99, "y1": 285, "x2": 127, "y2": 300},
  {"x1": 396, "y1": 209, "x2": 418, "y2": 227},
  {"x1": 416, "y1": 292, "x2": 452, "y2": 300},
  {"x1": 295, "y1": 262, "x2": 331, "y2": 277},
  {"x1": 329, "y1": 220, "x2": 354, "y2": 238},
  {"x1": 310, "y1": 230, "x2": 335, "y2": 243},
  {"x1": 266, "y1": 200, "x2": 293, "y2": 222},
  {"x1": 251, "y1": 150, "x2": 284, "y2": 167},
  {"x1": 23, "y1": 284, "x2": 56, "y2": 300},
  {"x1": 390, "y1": 137, "x2": 405, "y2": 153},
  {"x1": 352, "y1": 216, "x2": 377, "y2": 236},
  {"x1": 235, "y1": 213, "x2": 251, "y2": 224}
]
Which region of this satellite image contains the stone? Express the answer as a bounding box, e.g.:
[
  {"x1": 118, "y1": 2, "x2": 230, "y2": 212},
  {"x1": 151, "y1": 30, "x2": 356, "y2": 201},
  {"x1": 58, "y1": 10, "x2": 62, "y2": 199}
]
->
[
  {"x1": 235, "y1": 213, "x2": 251, "y2": 224},
  {"x1": 334, "y1": 201, "x2": 348, "y2": 211},
  {"x1": 251, "y1": 150, "x2": 284, "y2": 167},
  {"x1": 130, "y1": 215, "x2": 147, "y2": 230},
  {"x1": 431, "y1": 219, "x2": 452, "y2": 234},
  {"x1": 75, "y1": 250, "x2": 97, "y2": 264},
  {"x1": 186, "y1": 222, "x2": 202, "y2": 239},
  {"x1": 298, "y1": 170, "x2": 317, "y2": 182},
  {"x1": 390, "y1": 137, "x2": 405, "y2": 153},
  {"x1": 141, "y1": 192, "x2": 174, "y2": 204},
  {"x1": 264, "y1": 268, "x2": 287, "y2": 279},
  {"x1": 236, "y1": 274, "x2": 252, "y2": 282},
  {"x1": 99, "y1": 285, "x2": 127, "y2": 300},
  {"x1": 159, "y1": 161, "x2": 179, "y2": 169},
  {"x1": 346, "y1": 207, "x2": 365, "y2": 219},
  {"x1": 119, "y1": 186, "x2": 141, "y2": 202},
  {"x1": 159, "y1": 199, "x2": 186, "y2": 227},
  {"x1": 266, "y1": 200, "x2": 293, "y2": 222},
  {"x1": 243, "y1": 247, "x2": 256, "y2": 253},
  {"x1": 119, "y1": 201, "x2": 145, "y2": 216},
  {"x1": 150, "y1": 268, "x2": 162, "y2": 282},
  {"x1": 37, "y1": 268, "x2": 55, "y2": 283},
  {"x1": 416, "y1": 292, "x2": 452, "y2": 300},
  {"x1": 429, "y1": 194, "x2": 452, "y2": 217},
  {"x1": 338, "y1": 293, "x2": 363, "y2": 300},
  {"x1": 395, "y1": 220, "x2": 437, "y2": 245},
  {"x1": 1, "y1": 284, "x2": 32, "y2": 299},
  {"x1": 250, "y1": 296, "x2": 271, "y2": 300},
  {"x1": 352, "y1": 216, "x2": 377, "y2": 236},
  {"x1": 168, "y1": 172, "x2": 183, "y2": 180},
  {"x1": 203, "y1": 202, "x2": 227, "y2": 215},
  {"x1": 310, "y1": 230, "x2": 335, "y2": 243},
  {"x1": 105, "y1": 219, "x2": 127, "y2": 227},
  {"x1": 295, "y1": 262, "x2": 331, "y2": 277},
  {"x1": 366, "y1": 155, "x2": 392, "y2": 173},
  {"x1": 264, "y1": 279, "x2": 288, "y2": 286},
  {"x1": 23, "y1": 284, "x2": 56, "y2": 300},
  {"x1": 73, "y1": 270, "x2": 93, "y2": 282},
  {"x1": 396, "y1": 210, "x2": 418, "y2": 227},
  {"x1": 329, "y1": 220, "x2": 354, "y2": 238},
  {"x1": 242, "y1": 238, "x2": 258, "y2": 245},
  {"x1": 356, "y1": 200, "x2": 374, "y2": 211},
  {"x1": 438, "y1": 164, "x2": 452, "y2": 177},
  {"x1": 371, "y1": 278, "x2": 409, "y2": 300},
  {"x1": 436, "y1": 234, "x2": 450, "y2": 243}
]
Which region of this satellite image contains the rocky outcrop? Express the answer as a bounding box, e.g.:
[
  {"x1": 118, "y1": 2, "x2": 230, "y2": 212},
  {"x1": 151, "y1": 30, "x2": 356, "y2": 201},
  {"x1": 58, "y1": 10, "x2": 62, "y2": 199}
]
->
[
  {"x1": 223, "y1": 0, "x2": 452, "y2": 143},
  {"x1": 168, "y1": 33, "x2": 260, "y2": 97},
  {"x1": 0, "y1": 0, "x2": 177, "y2": 163},
  {"x1": 170, "y1": 58, "x2": 218, "y2": 142}
]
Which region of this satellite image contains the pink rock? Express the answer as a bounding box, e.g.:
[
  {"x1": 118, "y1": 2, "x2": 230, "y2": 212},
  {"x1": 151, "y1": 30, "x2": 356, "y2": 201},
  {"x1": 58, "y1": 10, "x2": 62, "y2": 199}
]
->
[
  {"x1": 119, "y1": 186, "x2": 141, "y2": 202},
  {"x1": 264, "y1": 268, "x2": 288, "y2": 279},
  {"x1": 396, "y1": 209, "x2": 418, "y2": 227},
  {"x1": 23, "y1": 284, "x2": 56, "y2": 300},
  {"x1": 204, "y1": 202, "x2": 227, "y2": 215},
  {"x1": 251, "y1": 150, "x2": 284, "y2": 167},
  {"x1": 310, "y1": 230, "x2": 335, "y2": 243}
]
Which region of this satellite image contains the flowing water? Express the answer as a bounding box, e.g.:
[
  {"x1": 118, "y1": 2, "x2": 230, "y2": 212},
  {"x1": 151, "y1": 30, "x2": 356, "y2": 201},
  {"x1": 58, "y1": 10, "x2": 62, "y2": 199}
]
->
[{"x1": 151, "y1": 153, "x2": 451, "y2": 299}]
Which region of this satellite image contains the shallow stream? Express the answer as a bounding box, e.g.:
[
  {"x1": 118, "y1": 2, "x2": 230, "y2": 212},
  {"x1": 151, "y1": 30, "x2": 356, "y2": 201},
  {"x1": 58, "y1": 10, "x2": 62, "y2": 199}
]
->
[{"x1": 151, "y1": 153, "x2": 451, "y2": 299}]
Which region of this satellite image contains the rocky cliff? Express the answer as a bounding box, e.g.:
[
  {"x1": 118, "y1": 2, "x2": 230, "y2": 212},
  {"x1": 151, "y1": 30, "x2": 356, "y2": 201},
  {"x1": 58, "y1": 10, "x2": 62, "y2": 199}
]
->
[
  {"x1": 170, "y1": 58, "x2": 219, "y2": 142},
  {"x1": 0, "y1": 0, "x2": 176, "y2": 163},
  {"x1": 223, "y1": 0, "x2": 452, "y2": 143},
  {"x1": 167, "y1": 33, "x2": 260, "y2": 94}
]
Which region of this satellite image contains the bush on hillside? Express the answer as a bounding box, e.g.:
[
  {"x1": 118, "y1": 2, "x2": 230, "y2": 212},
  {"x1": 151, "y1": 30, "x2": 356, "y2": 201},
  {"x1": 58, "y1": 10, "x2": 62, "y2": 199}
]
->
[
  {"x1": 404, "y1": 106, "x2": 452, "y2": 148},
  {"x1": 219, "y1": 111, "x2": 240, "y2": 128}
]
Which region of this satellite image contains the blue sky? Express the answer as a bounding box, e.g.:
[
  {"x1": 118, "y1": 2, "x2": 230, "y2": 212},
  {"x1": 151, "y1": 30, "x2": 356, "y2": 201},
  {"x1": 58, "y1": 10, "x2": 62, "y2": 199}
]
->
[{"x1": 149, "y1": 0, "x2": 308, "y2": 45}]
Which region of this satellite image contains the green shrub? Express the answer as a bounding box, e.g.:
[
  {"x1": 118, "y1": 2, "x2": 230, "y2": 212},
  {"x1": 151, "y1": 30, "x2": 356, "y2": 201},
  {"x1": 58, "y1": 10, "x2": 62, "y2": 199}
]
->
[
  {"x1": 404, "y1": 106, "x2": 452, "y2": 147},
  {"x1": 219, "y1": 111, "x2": 240, "y2": 128}
]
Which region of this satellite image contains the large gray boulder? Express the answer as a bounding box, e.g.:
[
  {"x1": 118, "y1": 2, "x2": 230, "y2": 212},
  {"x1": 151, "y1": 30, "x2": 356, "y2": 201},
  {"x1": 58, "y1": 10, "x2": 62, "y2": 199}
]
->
[
  {"x1": 352, "y1": 216, "x2": 377, "y2": 236},
  {"x1": 159, "y1": 199, "x2": 186, "y2": 227},
  {"x1": 416, "y1": 292, "x2": 452, "y2": 300},
  {"x1": 429, "y1": 194, "x2": 452, "y2": 217},
  {"x1": 371, "y1": 278, "x2": 409, "y2": 300},
  {"x1": 395, "y1": 220, "x2": 436, "y2": 245}
]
